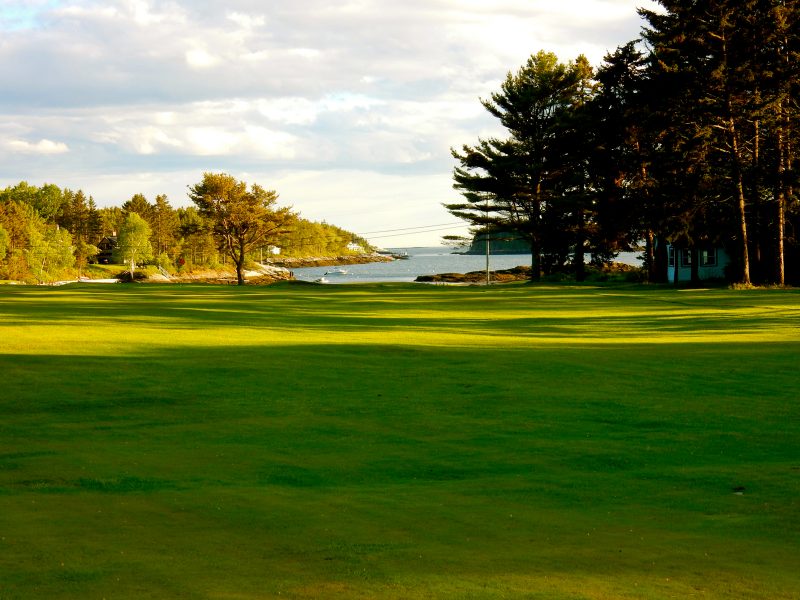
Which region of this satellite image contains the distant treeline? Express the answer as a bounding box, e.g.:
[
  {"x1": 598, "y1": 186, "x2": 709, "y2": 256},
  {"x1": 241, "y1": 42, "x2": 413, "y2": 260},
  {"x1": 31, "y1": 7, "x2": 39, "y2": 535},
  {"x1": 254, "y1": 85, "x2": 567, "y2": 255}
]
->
[{"x1": 0, "y1": 181, "x2": 372, "y2": 283}]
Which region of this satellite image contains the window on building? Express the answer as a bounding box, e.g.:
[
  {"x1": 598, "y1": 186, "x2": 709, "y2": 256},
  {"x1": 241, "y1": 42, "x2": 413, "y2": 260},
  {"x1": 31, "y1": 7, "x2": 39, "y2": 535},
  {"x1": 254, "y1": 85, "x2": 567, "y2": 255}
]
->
[
  {"x1": 668, "y1": 246, "x2": 675, "y2": 267},
  {"x1": 681, "y1": 249, "x2": 691, "y2": 267},
  {"x1": 700, "y1": 249, "x2": 717, "y2": 266}
]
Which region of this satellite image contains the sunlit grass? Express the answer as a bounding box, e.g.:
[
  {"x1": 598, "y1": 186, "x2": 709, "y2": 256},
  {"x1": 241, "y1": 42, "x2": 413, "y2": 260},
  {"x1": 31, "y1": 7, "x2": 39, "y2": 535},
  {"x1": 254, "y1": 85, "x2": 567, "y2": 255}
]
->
[{"x1": 1, "y1": 282, "x2": 799, "y2": 599}]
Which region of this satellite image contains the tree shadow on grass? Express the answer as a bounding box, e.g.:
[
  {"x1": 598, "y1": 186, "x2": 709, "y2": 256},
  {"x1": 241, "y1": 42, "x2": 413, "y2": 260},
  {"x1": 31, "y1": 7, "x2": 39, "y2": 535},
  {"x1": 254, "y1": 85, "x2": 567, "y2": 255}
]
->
[
  {"x1": 2, "y1": 340, "x2": 798, "y2": 490},
  {"x1": 1, "y1": 339, "x2": 799, "y2": 598},
  {"x1": 1, "y1": 284, "x2": 798, "y2": 342}
]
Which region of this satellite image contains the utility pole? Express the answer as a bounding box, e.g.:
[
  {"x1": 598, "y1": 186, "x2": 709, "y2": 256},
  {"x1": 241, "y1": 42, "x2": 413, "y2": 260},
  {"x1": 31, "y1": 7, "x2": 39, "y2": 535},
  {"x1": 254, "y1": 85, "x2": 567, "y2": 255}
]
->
[
  {"x1": 485, "y1": 194, "x2": 491, "y2": 285},
  {"x1": 486, "y1": 231, "x2": 490, "y2": 285}
]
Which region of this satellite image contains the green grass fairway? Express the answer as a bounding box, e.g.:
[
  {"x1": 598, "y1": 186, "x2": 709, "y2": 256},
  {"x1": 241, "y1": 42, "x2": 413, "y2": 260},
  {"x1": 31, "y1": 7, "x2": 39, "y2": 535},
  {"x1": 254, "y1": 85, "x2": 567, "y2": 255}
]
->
[{"x1": 1, "y1": 283, "x2": 799, "y2": 599}]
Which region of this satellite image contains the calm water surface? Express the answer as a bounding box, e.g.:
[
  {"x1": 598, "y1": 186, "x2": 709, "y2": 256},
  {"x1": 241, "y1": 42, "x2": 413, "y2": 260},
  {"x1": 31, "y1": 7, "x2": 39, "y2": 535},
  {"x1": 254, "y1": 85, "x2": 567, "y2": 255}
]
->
[{"x1": 292, "y1": 247, "x2": 642, "y2": 284}]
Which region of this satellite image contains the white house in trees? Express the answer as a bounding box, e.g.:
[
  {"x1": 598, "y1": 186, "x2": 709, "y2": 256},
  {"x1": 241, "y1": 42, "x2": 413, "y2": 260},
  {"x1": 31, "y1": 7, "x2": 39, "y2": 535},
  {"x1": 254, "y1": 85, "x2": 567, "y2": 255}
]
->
[{"x1": 666, "y1": 244, "x2": 731, "y2": 282}]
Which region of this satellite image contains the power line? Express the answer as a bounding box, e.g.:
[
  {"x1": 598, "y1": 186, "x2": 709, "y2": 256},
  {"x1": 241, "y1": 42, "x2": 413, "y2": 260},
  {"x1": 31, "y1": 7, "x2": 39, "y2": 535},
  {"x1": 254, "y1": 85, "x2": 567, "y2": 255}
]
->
[
  {"x1": 366, "y1": 225, "x2": 467, "y2": 240},
  {"x1": 357, "y1": 222, "x2": 464, "y2": 235}
]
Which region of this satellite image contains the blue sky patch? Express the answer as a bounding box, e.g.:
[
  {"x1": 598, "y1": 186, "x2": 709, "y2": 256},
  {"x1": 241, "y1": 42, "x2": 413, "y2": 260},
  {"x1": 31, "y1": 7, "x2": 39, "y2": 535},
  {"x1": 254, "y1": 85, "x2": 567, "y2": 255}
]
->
[{"x1": 0, "y1": 1, "x2": 61, "y2": 31}]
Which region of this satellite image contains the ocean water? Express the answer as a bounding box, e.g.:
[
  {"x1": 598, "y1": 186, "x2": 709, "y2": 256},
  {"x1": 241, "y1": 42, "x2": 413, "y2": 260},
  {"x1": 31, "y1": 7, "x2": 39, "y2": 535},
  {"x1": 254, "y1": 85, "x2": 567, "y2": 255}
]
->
[{"x1": 291, "y1": 247, "x2": 642, "y2": 284}]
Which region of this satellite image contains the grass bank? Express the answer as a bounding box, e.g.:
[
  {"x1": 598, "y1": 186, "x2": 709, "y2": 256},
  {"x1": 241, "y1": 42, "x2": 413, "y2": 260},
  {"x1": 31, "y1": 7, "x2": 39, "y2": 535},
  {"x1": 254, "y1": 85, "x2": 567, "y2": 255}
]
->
[{"x1": 1, "y1": 283, "x2": 798, "y2": 599}]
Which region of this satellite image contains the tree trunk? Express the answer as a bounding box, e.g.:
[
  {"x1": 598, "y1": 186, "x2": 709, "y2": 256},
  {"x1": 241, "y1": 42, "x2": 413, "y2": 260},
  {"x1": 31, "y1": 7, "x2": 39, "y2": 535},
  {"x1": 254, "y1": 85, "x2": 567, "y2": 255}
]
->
[
  {"x1": 776, "y1": 103, "x2": 788, "y2": 285},
  {"x1": 719, "y1": 27, "x2": 751, "y2": 285},
  {"x1": 654, "y1": 236, "x2": 668, "y2": 284},
  {"x1": 238, "y1": 237, "x2": 249, "y2": 286},
  {"x1": 777, "y1": 194, "x2": 785, "y2": 285},
  {"x1": 235, "y1": 242, "x2": 245, "y2": 286},
  {"x1": 645, "y1": 230, "x2": 655, "y2": 282},
  {"x1": 529, "y1": 184, "x2": 542, "y2": 282},
  {"x1": 529, "y1": 238, "x2": 541, "y2": 282},
  {"x1": 730, "y1": 118, "x2": 751, "y2": 285},
  {"x1": 735, "y1": 184, "x2": 751, "y2": 285},
  {"x1": 236, "y1": 263, "x2": 245, "y2": 286}
]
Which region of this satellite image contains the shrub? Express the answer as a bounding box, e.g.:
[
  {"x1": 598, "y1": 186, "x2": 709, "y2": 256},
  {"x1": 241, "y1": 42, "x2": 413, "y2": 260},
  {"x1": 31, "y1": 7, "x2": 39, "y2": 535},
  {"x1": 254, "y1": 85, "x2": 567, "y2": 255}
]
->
[{"x1": 116, "y1": 270, "x2": 148, "y2": 283}]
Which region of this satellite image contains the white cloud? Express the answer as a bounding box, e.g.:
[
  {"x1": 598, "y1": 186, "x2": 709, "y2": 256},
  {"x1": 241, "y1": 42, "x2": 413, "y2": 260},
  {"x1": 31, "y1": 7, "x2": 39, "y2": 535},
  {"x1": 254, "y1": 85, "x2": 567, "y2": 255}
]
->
[
  {"x1": 243, "y1": 126, "x2": 299, "y2": 159},
  {"x1": 0, "y1": 0, "x2": 657, "y2": 244},
  {"x1": 227, "y1": 11, "x2": 265, "y2": 29},
  {"x1": 55, "y1": 5, "x2": 120, "y2": 20},
  {"x1": 129, "y1": 127, "x2": 183, "y2": 155},
  {"x1": 8, "y1": 138, "x2": 69, "y2": 154},
  {"x1": 185, "y1": 47, "x2": 220, "y2": 69},
  {"x1": 154, "y1": 111, "x2": 177, "y2": 125},
  {"x1": 256, "y1": 97, "x2": 320, "y2": 126},
  {"x1": 287, "y1": 47, "x2": 322, "y2": 60},
  {"x1": 240, "y1": 49, "x2": 270, "y2": 62},
  {"x1": 126, "y1": 0, "x2": 171, "y2": 25},
  {"x1": 185, "y1": 127, "x2": 238, "y2": 155},
  {"x1": 54, "y1": 0, "x2": 187, "y2": 26}
]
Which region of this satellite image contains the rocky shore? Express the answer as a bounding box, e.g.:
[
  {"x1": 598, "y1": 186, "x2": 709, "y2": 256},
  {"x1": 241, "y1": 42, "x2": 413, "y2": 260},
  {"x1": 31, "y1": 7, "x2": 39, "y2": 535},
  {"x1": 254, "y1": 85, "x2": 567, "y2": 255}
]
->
[
  {"x1": 154, "y1": 264, "x2": 293, "y2": 285},
  {"x1": 144, "y1": 253, "x2": 392, "y2": 284},
  {"x1": 266, "y1": 253, "x2": 393, "y2": 269},
  {"x1": 416, "y1": 266, "x2": 532, "y2": 283},
  {"x1": 415, "y1": 262, "x2": 642, "y2": 284}
]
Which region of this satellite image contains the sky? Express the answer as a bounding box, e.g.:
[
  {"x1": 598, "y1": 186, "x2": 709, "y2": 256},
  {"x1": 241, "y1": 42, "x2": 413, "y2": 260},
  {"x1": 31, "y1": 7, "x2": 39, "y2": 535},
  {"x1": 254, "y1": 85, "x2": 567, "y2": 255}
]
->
[{"x1": 0, "y1": 0, "x2": 658, "y2": 247}]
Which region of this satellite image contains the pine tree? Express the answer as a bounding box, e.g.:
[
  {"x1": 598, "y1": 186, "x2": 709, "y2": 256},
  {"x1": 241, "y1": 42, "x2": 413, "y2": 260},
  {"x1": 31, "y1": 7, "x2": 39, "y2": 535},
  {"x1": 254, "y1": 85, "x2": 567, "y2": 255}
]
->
[
  {"x1": 447, "y1": 51, "x2": 590, "y2": 280},
  {"x1": 638, "y1": 0, "x2": 799, "y2": 284},
  {"x1": 590, "y1": 42, "x2": 661, "y2": 279},
  {"x1": 122, "y1": 194, "x2": 153, "y2": 222},
  {"x1": 150, "y1": 194, "x2": 179, "y2": 257}
]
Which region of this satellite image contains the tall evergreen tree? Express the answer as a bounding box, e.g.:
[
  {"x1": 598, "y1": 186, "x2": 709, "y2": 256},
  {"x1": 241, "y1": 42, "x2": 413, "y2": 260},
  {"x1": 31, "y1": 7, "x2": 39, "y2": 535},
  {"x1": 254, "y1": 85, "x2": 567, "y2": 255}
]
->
[
  {"x1": 548, "y1": 55, "x2": 598, "y2": 280},
  {"x1": 150, "y1": 194, "x2": 179, "y2": 256},
  {"x1": 447, "y1": 51, "x2": 591, "y2": 280},
  {"x1": 638, "y1": 0, "x2": 800, "y2": 284},
  {"x1": 86, "y1": 197, "x2": 102, "y2": 242},
  {"x1": 122, "y1": 194, "x2": 153, "y2": 222},
  {"x1": 590, "y1": 42, "x2": 662, "y2": 279},
  {"x1": 754, "y1": 0, "x2": 800, "y2": 284}
]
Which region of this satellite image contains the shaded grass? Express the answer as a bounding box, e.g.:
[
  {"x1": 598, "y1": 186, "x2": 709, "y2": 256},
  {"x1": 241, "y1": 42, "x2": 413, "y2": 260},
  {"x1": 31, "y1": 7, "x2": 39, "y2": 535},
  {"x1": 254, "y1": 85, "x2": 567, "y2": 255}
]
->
[{"x1": 0, "y1": 282, "x2": 799, "y2": 598}]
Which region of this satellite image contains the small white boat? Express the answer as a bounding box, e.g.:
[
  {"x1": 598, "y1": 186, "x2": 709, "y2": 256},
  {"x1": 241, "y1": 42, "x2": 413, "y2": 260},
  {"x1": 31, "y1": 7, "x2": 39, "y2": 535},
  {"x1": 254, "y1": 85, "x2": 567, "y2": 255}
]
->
[
  {"x1": 314, "y1": 277, "x2": 330, "y2": 284},
  {"x1": 324, "y1": 268, "x2": 349, "y2": 275}
]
